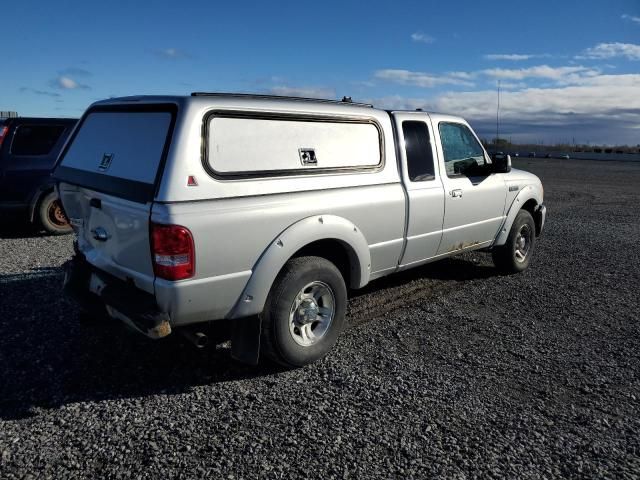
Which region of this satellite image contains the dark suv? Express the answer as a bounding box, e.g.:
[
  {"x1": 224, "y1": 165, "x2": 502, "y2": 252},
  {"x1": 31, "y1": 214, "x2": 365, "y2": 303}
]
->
[{"x1": 0, "y1": 117, "x2": 77, "y2": 234}]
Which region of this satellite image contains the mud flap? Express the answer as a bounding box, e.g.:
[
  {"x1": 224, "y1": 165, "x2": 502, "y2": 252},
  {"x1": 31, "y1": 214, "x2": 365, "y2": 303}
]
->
[
  {"x1": 231, "y1": 315, "x2": 261, "y2": 365},
  {"x1": 534, "y1": 204, "x2": 547, "y2": 236}
]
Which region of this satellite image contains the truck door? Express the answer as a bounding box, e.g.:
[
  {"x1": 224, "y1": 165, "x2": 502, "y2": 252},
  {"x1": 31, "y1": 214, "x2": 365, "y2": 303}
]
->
[
  {"x1": 393, "y1": 113, "x2": 445, "y2": 267},
  {"x1": 433, "y1": 120, "x2": 507, "y2": 255}
]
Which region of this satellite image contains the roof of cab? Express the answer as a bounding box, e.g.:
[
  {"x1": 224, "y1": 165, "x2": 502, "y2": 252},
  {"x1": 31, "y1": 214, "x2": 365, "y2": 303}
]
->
[{"x1": 0, "y1": 117, "x2": 77, "y2": 124}]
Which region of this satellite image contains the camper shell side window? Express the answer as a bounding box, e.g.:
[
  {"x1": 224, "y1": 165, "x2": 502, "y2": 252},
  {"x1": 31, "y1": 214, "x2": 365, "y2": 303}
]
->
[{"x1": 202, "y1": 111, "x2": 385, "y2": 180}]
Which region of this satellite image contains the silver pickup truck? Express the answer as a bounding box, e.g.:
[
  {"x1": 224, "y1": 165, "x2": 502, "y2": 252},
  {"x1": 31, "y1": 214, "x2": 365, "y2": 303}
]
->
[{"x1": 55, "y1": 93, "x2": 545, "y2": 367}]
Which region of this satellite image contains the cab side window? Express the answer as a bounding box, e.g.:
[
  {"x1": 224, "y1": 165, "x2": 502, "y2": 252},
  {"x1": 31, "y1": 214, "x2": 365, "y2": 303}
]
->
[
  {"x1": 438, "y1": 122, "x2": 486, "y2": 177},
  {"x1": 402, "y1": 121, "x2": 435, "y2": 181}
]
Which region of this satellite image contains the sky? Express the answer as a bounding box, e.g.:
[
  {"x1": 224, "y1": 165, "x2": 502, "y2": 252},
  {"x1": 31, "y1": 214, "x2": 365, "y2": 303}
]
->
[{"x1": 2, "y1": 0, "x2": 639, "y2": 145}]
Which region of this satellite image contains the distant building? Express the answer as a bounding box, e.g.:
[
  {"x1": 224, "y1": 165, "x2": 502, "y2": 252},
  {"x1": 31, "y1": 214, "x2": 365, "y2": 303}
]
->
[{"x1": 0, "y1": 111, "x2": 18, "y2": 118}]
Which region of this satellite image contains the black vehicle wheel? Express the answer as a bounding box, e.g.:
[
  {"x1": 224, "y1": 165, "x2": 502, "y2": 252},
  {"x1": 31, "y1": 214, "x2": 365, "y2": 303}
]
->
[
  {"x1": 38, "y1": 191, "x2": 72, "y2": 235},
  {"x1": 260, "y1": 256, "x2": 347, "y2": 368},
  {"x1": 492, "y1": 209, "x2": 536, "y2": 274}
]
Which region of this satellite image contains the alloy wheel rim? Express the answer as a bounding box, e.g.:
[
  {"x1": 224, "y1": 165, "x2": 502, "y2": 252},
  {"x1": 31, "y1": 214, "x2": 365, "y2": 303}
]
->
[
  {"x1": 48, "y1": 200, "x2": 68, "y2": 227},
  {"x1": 288, "y1": 281, "x2": 335, "y2": 347},
  {"x1": 514, "y1": 224, "x2": 532, "y2": 263}
]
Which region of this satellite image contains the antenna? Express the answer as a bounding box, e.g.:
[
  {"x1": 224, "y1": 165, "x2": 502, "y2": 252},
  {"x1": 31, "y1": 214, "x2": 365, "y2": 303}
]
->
[{"x1": 496, "y1": 80, "x2": 500, "y2": 146}]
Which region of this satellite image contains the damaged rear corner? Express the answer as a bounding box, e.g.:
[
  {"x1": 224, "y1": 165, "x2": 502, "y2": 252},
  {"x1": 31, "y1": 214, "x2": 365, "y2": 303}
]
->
[{"x1": 63, "y1": 253, "x2": 172, "y2": 339}]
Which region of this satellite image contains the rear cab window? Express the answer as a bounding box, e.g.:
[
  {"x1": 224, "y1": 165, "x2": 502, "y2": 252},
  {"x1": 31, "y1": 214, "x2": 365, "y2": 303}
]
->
[
  {"x1": 54, "y1": 104, "x2": 177, "y2": 203},
  {"x1": 402, "y1": 121, "x2": 435, "y2": 181}
]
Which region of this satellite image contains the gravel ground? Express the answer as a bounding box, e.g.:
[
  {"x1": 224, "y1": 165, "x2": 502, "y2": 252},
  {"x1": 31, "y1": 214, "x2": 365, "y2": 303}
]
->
[{"x1": 0, "y1": 158, "x2": 639, "y2": 479}]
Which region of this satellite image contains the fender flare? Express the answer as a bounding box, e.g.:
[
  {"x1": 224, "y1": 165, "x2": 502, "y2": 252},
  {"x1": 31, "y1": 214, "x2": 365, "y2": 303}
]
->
[
  {"x1": 228, "y1": 214, "x2": 371, "y2": 319},
  {"x1": 493, "y1": 185, "x2": 542, "y2": 246},
  {"x1": 28, "y1": 181, "x2": 56, "y2": 222}
]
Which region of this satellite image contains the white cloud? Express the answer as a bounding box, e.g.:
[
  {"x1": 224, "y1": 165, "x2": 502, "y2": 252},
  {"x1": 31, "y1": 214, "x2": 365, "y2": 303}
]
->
[
  {"x1": 269, "y1": 86, "x2": 336, "y2": 99},
  {"x1": 482, "y1": 65, "x2": 600, "y2": 83},
  {"x1": 367, "y1": 73, "x2": 640, "y2": 144},
  {"x1": 484, "y1": 53, "x2": 553, "y2": 61},
  {"x1": 484, "y1": 54, "x2": 534, "y2": 61},
  {"x1": 622, "y1": 14, "x2": 640, "y2": 25},
  {"x1": 499, "y1": 82, "x2": 529, "y2": 90},
  {"x1": 578, "y1": 42, "x2": 640, "y2": 60},
  {"x1": 367, "y1": 95, "x2": 428, "y2": 111},
  {"x1": 59, "y1": 76, "x2": 78, "y2": 89},
  {"x1": 434, "y1": 75, "x2": 640, "y2": 120},
  {"x1": 411, "y1": 32, "x2": 435, "y2": 44},
  {"x1": 51, "y1": 75, "x2": 90, "y2": 90},
  {"x1": 447, "y1": 71, "x2": 474, "y2": 80},
  {"x1": 375, "y1": 64, "x2": 602, "y2": 90},
  {"x1": 374, "y1": 69, "x2": 475, "y2": 88}
]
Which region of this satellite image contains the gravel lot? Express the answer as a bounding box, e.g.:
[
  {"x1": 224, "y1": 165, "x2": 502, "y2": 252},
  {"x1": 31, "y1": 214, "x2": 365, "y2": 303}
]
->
[{"x1": 1, "y1": 158, "x2": 639, "y2": 479}]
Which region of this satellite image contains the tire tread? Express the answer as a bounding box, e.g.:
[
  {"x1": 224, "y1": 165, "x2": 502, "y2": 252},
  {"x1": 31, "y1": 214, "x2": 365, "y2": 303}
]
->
[
  {"x1": 260, "y1": 256, "x2": 346, "y2": 367},
  {"x1": 38, "y1": 191, "x2": 72, "y2": 235},
  {"x1": 492, "y1": 209, "x2": 536, "y2": 274}
]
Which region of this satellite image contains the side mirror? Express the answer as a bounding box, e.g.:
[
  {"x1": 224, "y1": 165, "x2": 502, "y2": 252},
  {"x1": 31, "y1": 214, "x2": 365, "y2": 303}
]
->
[{"x1": 491, "y1": 153, "x2": 511, "y2": 173}]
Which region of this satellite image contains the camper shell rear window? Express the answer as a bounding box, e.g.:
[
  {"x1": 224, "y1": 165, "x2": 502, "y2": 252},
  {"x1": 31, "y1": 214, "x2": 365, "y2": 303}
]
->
[
  {"x1": 54, "y1": 104, "x2": 177, "y2": 203},
  {"x1": 202, "y1": 111, "x2": 384, "y2": 179}
]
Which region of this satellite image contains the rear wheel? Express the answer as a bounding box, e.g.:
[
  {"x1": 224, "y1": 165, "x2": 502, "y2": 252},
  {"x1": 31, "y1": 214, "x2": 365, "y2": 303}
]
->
[
  {"x1": 38, "y1": 191, "x2": 72, "y2": 235},
  {"x1": 492, "y1": 209, "x2": 536, "y2": 273},
  {"x1": 260, "y1": 256, "x2": 347, "y2": 367}
]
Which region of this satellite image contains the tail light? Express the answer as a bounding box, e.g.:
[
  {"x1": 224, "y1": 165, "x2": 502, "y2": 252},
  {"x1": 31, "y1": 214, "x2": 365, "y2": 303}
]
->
[
  {"x1": 0, "y1": 126, "x2": 8, "y2": 147},
  {"x1": 150, "y1": 223, "x2": 195, "y2": 281}
]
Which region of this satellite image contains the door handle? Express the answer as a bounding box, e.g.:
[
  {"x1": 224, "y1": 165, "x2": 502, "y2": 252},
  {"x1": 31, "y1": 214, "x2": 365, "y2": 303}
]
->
[
  {"x1": 91, "y1": 227, "x2": 111, "y2": 242},
  {"x1": 450, "y1": 189, "x2": 463, "y2": 198}
]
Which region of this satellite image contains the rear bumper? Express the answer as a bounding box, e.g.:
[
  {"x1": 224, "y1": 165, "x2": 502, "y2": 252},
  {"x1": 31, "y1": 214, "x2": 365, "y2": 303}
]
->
[{"x1": 63, "y1": 254, "x2": 172, "y2": 339}]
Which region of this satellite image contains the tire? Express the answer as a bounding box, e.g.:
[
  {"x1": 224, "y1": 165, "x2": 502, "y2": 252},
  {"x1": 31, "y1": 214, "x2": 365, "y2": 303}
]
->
[
  {"x1": 492, "y1": 209, "x2": 536, "y2": 274},
  {"x1": 38, "y1": 191, "x2": 72, "y2": 235},
  {"x1": 260, "y1": 256, "x2": 347, "y2": 368}
]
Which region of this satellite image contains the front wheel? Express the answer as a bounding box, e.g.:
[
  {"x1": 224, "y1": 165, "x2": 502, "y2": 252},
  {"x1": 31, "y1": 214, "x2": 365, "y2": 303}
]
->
[
  {"x1": 38, "y1": 191, "x2": 72, "y2": 235},
  {"x1": 260, "y1": 256, "x2": 347, "y2": 368},
  {"x1": 492, "y1": 209, "x2": 536, "y2": 274}
]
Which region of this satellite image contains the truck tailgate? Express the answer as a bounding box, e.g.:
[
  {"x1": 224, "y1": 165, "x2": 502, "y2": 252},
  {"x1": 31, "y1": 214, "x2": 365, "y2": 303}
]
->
[{"x1": 59, "y1": 184, "x2": 156, "y2": 292}]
